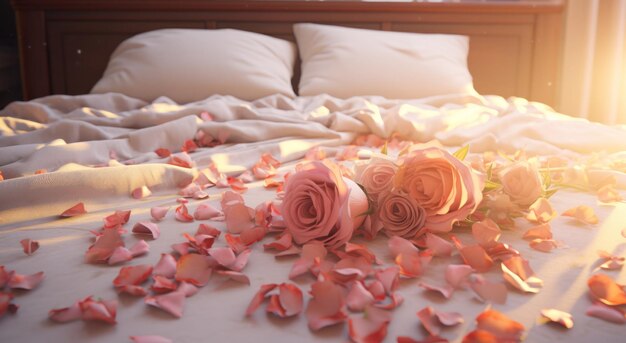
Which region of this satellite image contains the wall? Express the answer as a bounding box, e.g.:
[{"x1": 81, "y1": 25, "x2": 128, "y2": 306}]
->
[{"x1": 0, "y1": 0, "x2": 21, "y2": 109}]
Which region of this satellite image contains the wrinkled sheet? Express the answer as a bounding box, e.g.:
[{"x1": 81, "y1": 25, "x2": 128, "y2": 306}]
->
[{"x1": 1, "y1": 93, "x2": 626, "y2": 342}]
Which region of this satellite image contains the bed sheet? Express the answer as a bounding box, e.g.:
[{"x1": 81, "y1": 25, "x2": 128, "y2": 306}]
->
[{"x1": 0, "y1": 93, "x2": 625, "y2": 342}]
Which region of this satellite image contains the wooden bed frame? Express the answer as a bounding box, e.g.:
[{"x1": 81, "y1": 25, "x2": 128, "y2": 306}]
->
[{"x1": 11, "y1": 0, "x2": 565, "y2": 107}]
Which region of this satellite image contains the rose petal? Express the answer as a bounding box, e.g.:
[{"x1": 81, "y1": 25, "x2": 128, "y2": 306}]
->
[
  {"x1": 20, "y1": 239, "x2": 39, "y2": 256},
  {"x1": 8, "y1": 271, "x2": 45, "y2": 290},
  {"x1": 263, "y1": 233, "x2": 293, "y2": 252},
  {"x1": 108, "y1": 247, "x2": 133, "y2": 265},
  {"x1": 424, "y1": 233, "x2": 453, "y2": 257},
  {"x1": 458, "y1": 244, "x2": 494, "y2": 273},
  {"x1": 588, "y1": 274, "x2": 626, "y2": 306},
  {"x1": 130, "y1": 240, "x2": 150, "y2": 257},
  {"x1": 540, "y1": 308, "x2": 574, "y2": 329},
  {"x1": 208, "y1": 247, "x2": 236, "y2": 268},
  {"x1": 395, "y1": 252, "x2": 425, "y2": 278},
  {"x1": 175, "y1": 203, "x2": 194, "y2": 222},
  {"x1": 348, "y1": 306, "x2": 391, "y2": 343},
  {"x1": 130, "y1": 335, "x2": 173, "y2": 343},
  {"x1": 586, "y1": 301, "x2": 626, "y2": 324},
  {"x1": 150, "y1": 206, "x2": 170, "y2": 221},
  {"x1": 103, "y1": 210, "x2": 131, "y2": 228},
  {"x1": 154, "y1": 254, "x2": 177, "y2": 278},
  {"x1": 85, "y1": 229, "x2": 124, "y2": 264},
  {"x1": 397, "y1": 336, "x2": 449, "y2": 343},
  {"x1": 117, "y1": 285, "x2": 148, "y2": 296},
  {"x1": 388, "y1": 236, "x2": 419, "y2": 257},
  {"x1": 501, "y1": 256, "x2": 535, "y2": 280},
  {"x1": 113, "y1": 264, "x2": 153, "y2": 287},
  {"x1": 529, "y1": 239, "x2": 559, "y2": 253},
  {"x1": 194, "y1": 203, "x2": 223, "y2": 220},
  {"x1": 597, "y1": 184, "x2": 623, "y2": 203},
  {"x1": 306, "y1": 280, "x2": 347, "y2": 330},
  {"x1": 501, "y1": 263, "x2": 543, "y2": 293},
  {"x1": 278, "y1": 283, "x2": 304, "y2": 317},
  {"x1": 445, "y1": 264, "x2": 474, "y2": 289},
  {"x1": 562, "y1": 205, "x2": 599, "y2": 225},
  {"x1": 224, "y1": 234, "x2": 248, "y2": 255},
  {"x1": 224, "y1": 203, "x2": 255, "y2": 234},
  {"x1": 175, "y1": 254, "x2": 213, "y2": 287},
  {"x1": 132, "y1": 186, "x2": 152, "y2": 199},
  {"x1": 375, "y1": 267, "x2": 400, "y2": 294},
  {"x1": 346, "y1": 281, "x2": 375, "y2": 311},
  {"x1": 60, "y1": 202, "x2": 86, "y2": 217},
  {"x1": 231, "y1": 249, "x2": 252, "y2": 272},
  {"x1": 145, "y1": 291, "x2": 185, "y2": 318},
  {"x1": 0, "y1": 266, "x2": 11, "y2": 288},
  {"x1": 470, "y1": 275, "x2": 507, "y2": 304},
  {"x1": 418, "y1": 282, "x2": 454, "y2": 299},
  {"x1": 177, "y1": 281, "x2": 199, "y2": 297},
  {"x1": 523, "y1": 223, "x2": 553, "y2": 240},
  {"x1": 155, "y1": 148, "x2": 171, "y2": 158},
  {"x1": 132, "y1": 222, "x2": 160, "y2": 240},
  {"x1": 597, "y1": 250, "x2": 625, "y2": 270},
  {"x1": 80, "y1": 297, "x2": 117, "y2": 324},
  {"x1": 245, "y1": 283, "x2": 278, "y2": 316},
  {"x1": 475, "y1": 309, "x2": 524, "y2": 341},
  {"x1": 48, "y1": 301, "x2": 82, "y2": 323},
  {"x1": 526, "y1": 198, "x2": 557, "y2": 223},
  {"x1": 461, "y1": 330, "x2": 499, "y2": 342},
  {"x1": 472, "y1": 219, "x2": 501, "y2": 248}
]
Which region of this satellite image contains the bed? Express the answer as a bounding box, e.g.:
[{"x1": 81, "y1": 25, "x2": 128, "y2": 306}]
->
[{"x1": 2, "y1": 1, "x2": 626, "y2": 342}]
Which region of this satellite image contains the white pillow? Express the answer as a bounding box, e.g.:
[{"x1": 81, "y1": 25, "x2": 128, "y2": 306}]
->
[
  {"x1": 91, "y1": 29, "x2": 297, "y2": 103},
  {"x1": 294, "y1": 23, "x2": 476, "y2": 99}
]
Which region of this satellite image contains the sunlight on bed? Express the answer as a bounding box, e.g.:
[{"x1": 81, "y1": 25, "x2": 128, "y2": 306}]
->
[{"x1": 82, "y1": 107, "x2": 120, "y2": 118}]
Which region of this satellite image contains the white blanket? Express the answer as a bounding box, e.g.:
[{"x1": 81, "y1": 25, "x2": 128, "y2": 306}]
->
[{"x1": 0, "y1": 93, "x2": 625, "y2": 343}]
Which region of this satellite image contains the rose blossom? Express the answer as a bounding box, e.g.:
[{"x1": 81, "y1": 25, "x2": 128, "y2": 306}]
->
[
  {"x1": 355, "y1": 156, "x2": 398, "y2": 202},
  {"x1": 378, "y1": 190, "x2": 427, "y2": 239},
  {"x1": 393, "y1": 147, "x2": 484, "y2": 232},
  {"x1": 498, "y1": 160, "x2": 542, "y2": 207},
  {"x1": 282, "y1": 161, "x2": 367, "y2": 248}
]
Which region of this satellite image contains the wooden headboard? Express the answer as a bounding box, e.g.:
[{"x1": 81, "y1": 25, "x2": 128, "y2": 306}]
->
[{"x1": 11, "y1": 0, "x2": 565, "y2": 107}]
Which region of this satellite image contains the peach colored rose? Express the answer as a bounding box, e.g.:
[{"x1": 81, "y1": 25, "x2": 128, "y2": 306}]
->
[
  {"x1": 499, "y1": 161, "x2": 542, "y2": 207},
  {"x1": 378, "y1": 190, "x2": 427, "y2": 239},
  {"x1": 394, "y1": 147, "x2": 484, "y2": 232},
  {"x1": 282, "y1": 161, "x2": 367, "y2": 248},
  {"x1": 355, "y1": 156, "x2": 398, "y2": 202}
]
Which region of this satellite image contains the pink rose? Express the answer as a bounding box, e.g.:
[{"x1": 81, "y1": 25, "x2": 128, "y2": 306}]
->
[
  {"x1": 394, "y1": 147, "x2": 484, "y2": 232},
  {"x1": 378, "y1": 190, "x2": 427, "y2": 239},
  {"x1": 282, "y1": 161, "x2": 367, "y2": 248},
  {"x1": 355, "y1": 156, "x2": 398, "y2": 202},
  {"x1": 498, "y1": 161, "x2": 542, "y2": 207}
]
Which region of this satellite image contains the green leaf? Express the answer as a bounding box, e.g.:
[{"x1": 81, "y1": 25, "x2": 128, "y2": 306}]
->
[
  {"x1": 453, "y1": 145, "x2": 470, "y2": 161},
  {"x1": 380, "y1": 141, "x2": 388, "y2": 155},
  {"x1": 543, "y1": 188, "x2": 559, "y2": 199},
  {"x1": 486, "y1": 163, "x2": 494, "y2": 180},
  {"x1": 483, "y1": 180, "x2": 501, "y2": 192}
]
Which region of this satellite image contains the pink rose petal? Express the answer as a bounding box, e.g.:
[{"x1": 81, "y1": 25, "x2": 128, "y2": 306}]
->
[
  {"x1": 103, "y1": 210, "x2": 131, "y2": 228},
  {"x1": 424, "y1": 233, "x2": 453, "y2": 257},
  {"x1": 230, "y1": 249, "x2": 252, "y2": 272},
  {"x1": 445, "y1": 264, "x2": 474, "y2": 289},
  {"x1": 132, "y1": 222, "x2": 160, "y2": 240},
  {"x1": 175, "y1": 254, "x2": 213, "y2": 287},
  {"x1": 175, "y1": 203, "x2": 194, "y2": 222},
  {"x1": 501, "y1": 263, "x2": 543, "y2": 293},
  {"x1": 418, "y1": 282, "x2": 454, "y2": 299},
  {"x1": 540, "y1": 308, "x2": 574, "y2": 329},
  {"x1": 48, "y1": 301, "x2": 82, "y2": 323},
  {"x1": 194, "y1": 203, "x2": 223, "y2": 220},
  {"x1": 346, "y1": 281, "x2": 375, "y2": 311},
  {"x1": 472, "y1": 219, "x2": 501, "y2": 248},
  {"x1": 177, "y1": 281, "x2": 199, "y2": 297},
  {"x1": 278, "y1": 283, "x2": 304, "y2": 317},
  {"x1": 20, "y1": 239, "x2": 39, "y2": 256},
  {"x1": 132, "y1": 186, "x2": 152, "y2": 199},
  {"x1": 529, "y1": 239, "x2": 559, "y2": 253},
  {"x1": 150, "y1": 206, "x2": 169, "y2": 221},
  {"x1": 375, "y1": 267, "x2": 400, "y2": 294},
  {"x1": 0, "y1": 266, "x2": 11, "y2": 288},
  {"x1": 60, "y1": 202, "x2": 86, "y2": 217},
  {"x1": 108, "y1": 247, "x2": 133, "y2": 265},
  {"x1": 245, "y1": 283, "x2": 277, "y2": 316},
  {"x1": 469, "y1": 275, "x2": 508, "y2": 304},
  {"x1": 224, "y1": 203, "x2": 255, "y2": 234},
  {"x1": 523, "y1": 223, "x2": 553, "y2": 240},
  {"x1": 208, "y1": 247, "x2": 236, "y2": 268},
  {"x1": 455, "y1": 240, "x2": 494, "y2": 273},
  {"x1": 263, "y1": 233, "x2": 293, "y2": 252},
  {"x1": 130, "y1": 240, "x2": 150, "y2": 257},
  {"x1": 8, "y1": 271, "x2": 45, "y2": 290},
  {"x1": 113, "y1": 264, "x2": 153, "y2": 288},
  {"x1": 145, "y1": 291, "x2": 185, "y2": 318},
  {"x1": 79, "y1": 296, "x2": 117, "y2": 324},
  {"x1": 597, "y1": 250, "x2": 625, "y2": 270},
  {"x1": 348, "y1": 306, "x2": 391, "y2": 343},
  {"x1": 130, "y1": 335, "x2": 173, "y2": 343},
  {"x1": 306, "y1": 280, "x2": 347, "y2": 330},
  {"x1": 597, "y1": 184, "x2": 623, "y2": 203},
  {"x1": 388, "y1": 236, "x2": 419, "y2": 257},
  {"x1": 154, "y1": 253, "x2": 177, "y2": 278},
  {"x1": 150, "y1": 275, "x2": 178, "y2": 294},
  {"x1": 526, "y1": 198, "x2": 557, "y2": 223},
  {"x1": 85, "y1": 228, "x2": 124, "y2": 264},
  {"x1": 562, "y1": 205, "x2": 599, "y2": 225},
  {"x1": 196, "y1": 223, "x2": 221, "y2": 237}
]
